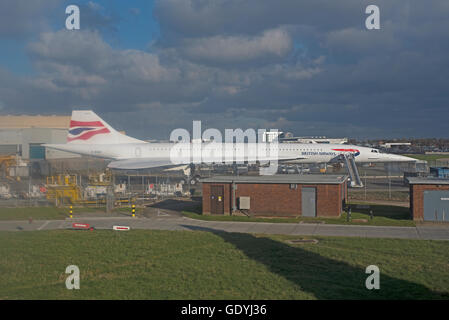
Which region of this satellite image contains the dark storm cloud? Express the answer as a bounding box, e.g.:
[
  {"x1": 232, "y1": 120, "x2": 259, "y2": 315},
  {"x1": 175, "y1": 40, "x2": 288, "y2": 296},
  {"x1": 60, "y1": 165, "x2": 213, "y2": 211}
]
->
[
  {"x1": 0, "y1": 0, "x2": 448, "y2": 139},
  {"x1": 0, "y1": 0, "x2": 61, "y2": 38},
  {"x1": 154, "y1": 0, "x2": 364, "y2": 38}
]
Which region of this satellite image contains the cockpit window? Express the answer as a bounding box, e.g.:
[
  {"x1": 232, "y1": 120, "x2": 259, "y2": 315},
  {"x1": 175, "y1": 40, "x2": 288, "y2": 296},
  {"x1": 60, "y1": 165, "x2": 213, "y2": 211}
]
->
[{"x1": 371, "y1": 149, "x2": 379, "y2": 153}]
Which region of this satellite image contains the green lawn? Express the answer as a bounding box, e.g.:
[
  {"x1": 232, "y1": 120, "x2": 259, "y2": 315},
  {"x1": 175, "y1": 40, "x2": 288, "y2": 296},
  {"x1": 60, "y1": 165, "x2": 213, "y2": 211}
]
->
[
  {"x1": 0, "y1": 206, "x2": 69, "y2": 220},
  {"x1": 183, "y1": 203, "x2": 415, "y2": 227},
  {"x1": 0, "y1": 230, "x2": 447, "y2": 299},
  {"x1": 349, "y1": 190, "x2": 410, "y2": 202},
  {"x1": 403, "y1": 154, "x2": 449, "y2": 162},
  {"x1": 0, "y1": 206, "x2": 133, "y2": 221}
]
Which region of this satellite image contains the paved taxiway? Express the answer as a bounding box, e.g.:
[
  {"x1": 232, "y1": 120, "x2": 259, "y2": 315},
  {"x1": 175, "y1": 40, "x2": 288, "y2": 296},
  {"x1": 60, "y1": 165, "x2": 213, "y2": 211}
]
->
[{"x1": 1, "y1": 216, "x2": 449, "y2": 240}]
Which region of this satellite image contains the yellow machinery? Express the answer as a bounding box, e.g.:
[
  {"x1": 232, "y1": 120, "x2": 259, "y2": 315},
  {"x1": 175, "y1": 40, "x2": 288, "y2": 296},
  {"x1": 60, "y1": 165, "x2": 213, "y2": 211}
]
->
[
  {"x1": 45, "y1": 171, "x2": 133, "y2": 207},
  {"x1": 88, "y1": 170, "x2": 112, "y2": 186},
  {"x1": 0, "y1": 155, "x2": 19, "y2": 180},
  {"x1": 84, "y1": 171, "x2": 134, "y2": 205},
  {"x1": 45, "y1": 174, "x2": 82, "y2": 206}
]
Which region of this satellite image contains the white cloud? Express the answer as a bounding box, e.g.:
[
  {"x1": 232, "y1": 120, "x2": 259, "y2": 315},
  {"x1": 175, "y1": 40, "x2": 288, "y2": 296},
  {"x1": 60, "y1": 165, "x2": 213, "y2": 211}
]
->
[
  {"x1": 181, "y1": 28, "x2": 293, "y2": 64},
  {"x1": 28, "y1": 30, "x2": 180, "y2": 85}
]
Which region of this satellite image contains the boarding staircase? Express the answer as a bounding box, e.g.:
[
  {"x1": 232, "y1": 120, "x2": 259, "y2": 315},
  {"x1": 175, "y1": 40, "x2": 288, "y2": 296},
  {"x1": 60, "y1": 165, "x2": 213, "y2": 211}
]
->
[{"x1": 342, "y1": 153, "x2": 363, "y2": 188}]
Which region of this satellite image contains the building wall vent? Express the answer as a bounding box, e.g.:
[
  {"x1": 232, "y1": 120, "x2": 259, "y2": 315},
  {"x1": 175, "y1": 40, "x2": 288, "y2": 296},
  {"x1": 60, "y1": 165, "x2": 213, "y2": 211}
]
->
[{"x1": 239, "y1": 196, "x2": 250, "y2": 210}]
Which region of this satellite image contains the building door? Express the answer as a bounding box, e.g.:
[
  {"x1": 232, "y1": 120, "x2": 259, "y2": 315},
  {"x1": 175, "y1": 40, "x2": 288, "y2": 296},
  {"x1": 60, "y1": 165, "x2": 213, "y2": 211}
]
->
[
  {"x1": 29, "y1": 144, "x2": 46, "y2": 160},
  {"x1": 210, "y1": 185, "x2": 224, "y2": 215},
  {"x1": 302, "y1": 187, "x2": 316, "y2": 217},
  {"x1": 423, "y1": 190, "x2": 449, "y2": 221}
]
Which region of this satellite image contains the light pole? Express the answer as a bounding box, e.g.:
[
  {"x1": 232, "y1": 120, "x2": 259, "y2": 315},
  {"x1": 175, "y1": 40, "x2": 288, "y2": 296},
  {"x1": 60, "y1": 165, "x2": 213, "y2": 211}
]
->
[
  {"x1": 388, "y1": 172, "x2": 391, "y2": 200},
  {"x1": 364, "y1": 169, "x2": 367, "y2": 200}
]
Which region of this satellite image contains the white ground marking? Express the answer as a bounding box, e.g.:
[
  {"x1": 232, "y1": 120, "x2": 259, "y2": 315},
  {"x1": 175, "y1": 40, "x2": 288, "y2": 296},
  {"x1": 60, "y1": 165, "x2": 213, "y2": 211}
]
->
[{"x1": 37, "y1": 221, "x2": 50, "y2": 231}]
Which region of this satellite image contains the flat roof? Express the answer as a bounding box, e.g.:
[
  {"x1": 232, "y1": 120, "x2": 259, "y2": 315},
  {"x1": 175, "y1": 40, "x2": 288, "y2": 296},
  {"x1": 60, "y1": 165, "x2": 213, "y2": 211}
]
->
[
  {"x1": 407, "y1": 177, "x2": 449, "y2": 185},
  {"x1": 0, "y1": 115, "x2": 70, "y2": 129},
  {"x1": 201, "y1": 174, "x2": 348, "y2": 185}
]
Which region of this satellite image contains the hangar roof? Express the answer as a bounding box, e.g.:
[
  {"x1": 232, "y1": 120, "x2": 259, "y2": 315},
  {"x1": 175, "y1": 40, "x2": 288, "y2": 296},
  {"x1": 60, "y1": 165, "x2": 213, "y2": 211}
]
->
[
  {"x1": 201, "y1": 174, "x2": 348, "y2": 184},
  {"x1": 407, "y1": 177, "x2": 449, "y2": 185},
  {"x1": 0, "y1": 115, "x2": 70, "y2": 129}
]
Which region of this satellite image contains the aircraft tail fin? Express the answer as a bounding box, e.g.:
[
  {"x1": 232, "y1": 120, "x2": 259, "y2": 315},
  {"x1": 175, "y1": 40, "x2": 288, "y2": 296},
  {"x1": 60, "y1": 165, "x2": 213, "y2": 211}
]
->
[{"x1": 67, "y1": 110, "x2": 144, "y2": 144}]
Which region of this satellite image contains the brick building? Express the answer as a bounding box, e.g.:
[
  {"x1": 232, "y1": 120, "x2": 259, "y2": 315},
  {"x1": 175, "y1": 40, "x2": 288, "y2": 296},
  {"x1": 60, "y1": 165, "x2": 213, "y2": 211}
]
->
[
  {"x1": 201, "y1": 175, "x2": 348, "y2": 218},
  {"x1": 408, "y1": 177, "x2": 449, "y2": 221}
]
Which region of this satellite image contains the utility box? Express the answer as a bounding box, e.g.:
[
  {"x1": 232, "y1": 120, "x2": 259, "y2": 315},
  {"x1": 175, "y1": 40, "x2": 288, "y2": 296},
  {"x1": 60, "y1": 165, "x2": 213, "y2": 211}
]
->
[
  {"x1": 239, "y1": 196, "x2": 251, "y2": 210},
  {"x1": 408, "y1": 177, "x2": 449, "y2": 221}
]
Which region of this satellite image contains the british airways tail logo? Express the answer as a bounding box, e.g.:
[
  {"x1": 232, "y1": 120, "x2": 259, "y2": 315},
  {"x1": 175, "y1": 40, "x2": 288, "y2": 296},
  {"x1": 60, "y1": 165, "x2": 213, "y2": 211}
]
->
[
  {"x1": 332, "y1": 148, "x2": 360, "y2": 156},
  {"x1": 67, "y1": 120, "x2": 110, "y2": 142}
]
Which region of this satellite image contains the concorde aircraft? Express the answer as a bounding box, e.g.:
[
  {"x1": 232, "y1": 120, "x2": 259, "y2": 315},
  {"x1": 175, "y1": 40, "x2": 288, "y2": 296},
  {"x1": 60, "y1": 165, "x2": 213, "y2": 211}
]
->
[{"x1": 44, "y1": 111, "x2": 416, "y2": 178}]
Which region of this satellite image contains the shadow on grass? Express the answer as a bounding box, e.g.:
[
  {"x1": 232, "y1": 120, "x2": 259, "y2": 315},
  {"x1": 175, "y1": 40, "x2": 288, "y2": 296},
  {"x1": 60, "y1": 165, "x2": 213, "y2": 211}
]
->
[
  {"x1": 351, "y1": 204, "x2": 411, "y2": 220},
  {"x1": 183, "y1": 225, "x2": 447, "y2": 300},
  {"x1": 148, "y1": 199, "x2": 202, "y2": 214}
]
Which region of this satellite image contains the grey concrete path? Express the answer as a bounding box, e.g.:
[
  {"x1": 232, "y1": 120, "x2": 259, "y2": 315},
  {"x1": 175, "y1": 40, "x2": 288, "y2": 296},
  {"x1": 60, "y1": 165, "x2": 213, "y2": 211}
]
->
[{"x1": 1, "y1": 216, "x2": 449, "y2": 240}]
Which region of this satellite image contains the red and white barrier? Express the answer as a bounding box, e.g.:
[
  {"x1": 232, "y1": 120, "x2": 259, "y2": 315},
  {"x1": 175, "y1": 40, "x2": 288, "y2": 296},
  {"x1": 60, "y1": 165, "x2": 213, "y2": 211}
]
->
[
  {"x1": 113, "y1": 225, "x2": 130, "y2": 231},
  {"x1": 72, "y1": 223, "x2": 90, "y2": 229}
]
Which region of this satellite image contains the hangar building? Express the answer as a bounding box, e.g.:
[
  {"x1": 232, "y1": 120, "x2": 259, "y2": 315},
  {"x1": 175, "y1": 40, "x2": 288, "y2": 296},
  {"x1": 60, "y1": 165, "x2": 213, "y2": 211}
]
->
[
  {"x1": 202, "y1": 175, "x2": 348, "y2": 218},
  {"x1": 408, "y1": 177, "x2": 449, "y2": 222},
  {"x1": 0, "y1": 115, "x2": 78, "y2": 160}
]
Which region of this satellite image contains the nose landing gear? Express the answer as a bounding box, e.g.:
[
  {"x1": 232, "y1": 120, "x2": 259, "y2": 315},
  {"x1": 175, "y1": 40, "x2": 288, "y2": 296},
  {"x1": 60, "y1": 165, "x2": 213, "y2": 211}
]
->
[{"x1": 181, "y1": 164, "x2": 201, "y2": 185}]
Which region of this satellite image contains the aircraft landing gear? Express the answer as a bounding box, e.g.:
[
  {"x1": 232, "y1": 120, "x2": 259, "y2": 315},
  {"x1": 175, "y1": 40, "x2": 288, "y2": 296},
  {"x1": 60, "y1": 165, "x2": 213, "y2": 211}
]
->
[
  {"x1": 183, "y1": 164, "x2": 201, "y2": 185},
  {"x1": 188, "y1": 175, "x2": 201, "y2": 185}
]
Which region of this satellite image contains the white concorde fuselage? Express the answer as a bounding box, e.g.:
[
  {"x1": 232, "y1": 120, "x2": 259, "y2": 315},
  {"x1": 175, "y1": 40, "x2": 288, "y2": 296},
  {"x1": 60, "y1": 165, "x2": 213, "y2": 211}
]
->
[
  {"x1": 46, "y1": 142, "x2": 416, "y2": 164},
  {"x1": 43, "y1": 110, "x2": 417, "y2": 169}
]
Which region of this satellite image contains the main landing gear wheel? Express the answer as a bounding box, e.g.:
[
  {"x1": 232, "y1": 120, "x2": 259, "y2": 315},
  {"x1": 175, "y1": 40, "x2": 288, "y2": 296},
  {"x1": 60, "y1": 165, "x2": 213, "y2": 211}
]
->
[{"x1": 189, "y1": 175, "x2": 201, "y2": 185}]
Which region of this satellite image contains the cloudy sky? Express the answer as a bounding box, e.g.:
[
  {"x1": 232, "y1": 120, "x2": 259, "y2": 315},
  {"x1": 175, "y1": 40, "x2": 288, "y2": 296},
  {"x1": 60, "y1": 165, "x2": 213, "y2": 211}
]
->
[{"x1": 0, "y1": 0, "x2": 448, "y2": 140}]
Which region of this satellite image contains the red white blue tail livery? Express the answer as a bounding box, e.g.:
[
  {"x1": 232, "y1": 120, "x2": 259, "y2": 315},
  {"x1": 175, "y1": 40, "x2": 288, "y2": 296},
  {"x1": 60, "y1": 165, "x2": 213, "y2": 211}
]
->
[{"x1": 66, "y1": 111, "x2": 143, "y2": 144}]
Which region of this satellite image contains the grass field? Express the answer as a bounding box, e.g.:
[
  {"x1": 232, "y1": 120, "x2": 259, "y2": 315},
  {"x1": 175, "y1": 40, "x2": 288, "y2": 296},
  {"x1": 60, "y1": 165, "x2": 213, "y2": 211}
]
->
[
  {"x1": 183, "y1": 203, "x2": 415, "y2": 226},
  {"x1": 349, "y1": 190, "x2": 410, "y2": 202},
  {"x1": 403, "y1": 154, "x2": 449, "y2": 162},
  {"x1": 0, "y1": 206, "x2": 132, "y2": 221},
  {"x1": 0, "y1": 206, "x2": 68, "y2": 220},
  {"x1": 1, "y1": 229, "x2": 448, "y2": 300}
]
